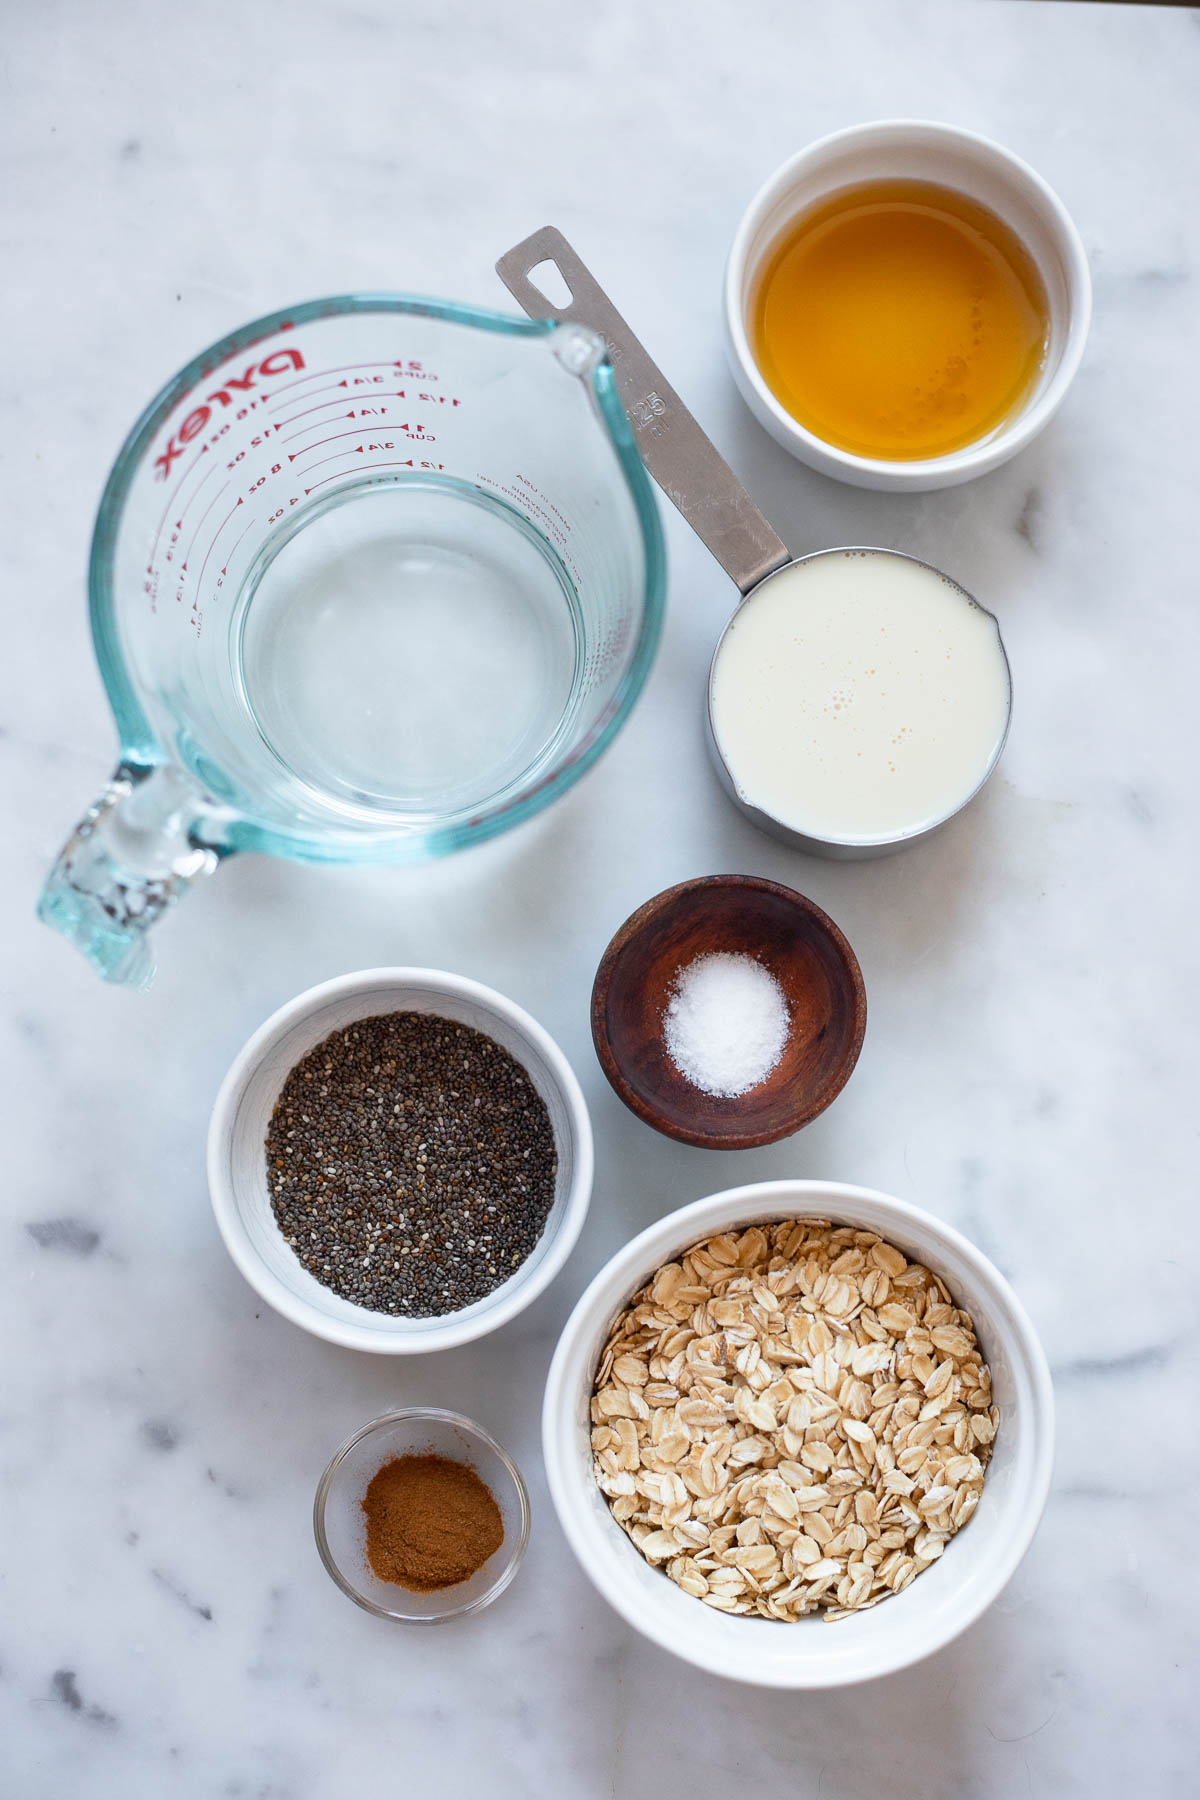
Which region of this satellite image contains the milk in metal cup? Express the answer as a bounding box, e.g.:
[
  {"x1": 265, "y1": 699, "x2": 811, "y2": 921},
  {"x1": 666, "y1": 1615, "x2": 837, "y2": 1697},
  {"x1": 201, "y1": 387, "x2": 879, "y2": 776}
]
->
[{"x1": 709, "y1": 551, "x2": 1010, "y2": 844}]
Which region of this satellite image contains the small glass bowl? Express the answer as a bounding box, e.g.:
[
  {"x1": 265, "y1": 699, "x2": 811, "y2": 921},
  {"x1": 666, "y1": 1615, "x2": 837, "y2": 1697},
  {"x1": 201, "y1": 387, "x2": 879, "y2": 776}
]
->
[{"x1": 313, "y1": 1408, "x2": 530, "y2": 1621}]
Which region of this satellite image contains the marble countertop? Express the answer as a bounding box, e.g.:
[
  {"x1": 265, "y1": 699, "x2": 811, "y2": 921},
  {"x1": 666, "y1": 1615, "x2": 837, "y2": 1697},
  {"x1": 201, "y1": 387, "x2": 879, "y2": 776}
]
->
[{"x1": 4, "y1": 1, "x2": 1198, "y2": 1794}]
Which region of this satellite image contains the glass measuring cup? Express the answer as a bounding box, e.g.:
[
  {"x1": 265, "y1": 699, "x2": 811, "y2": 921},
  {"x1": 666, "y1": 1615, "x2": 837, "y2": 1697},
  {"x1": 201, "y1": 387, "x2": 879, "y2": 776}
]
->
[
  {"x1": 38, "y1": 297, "x2": 664, "y2": 985},
  {"x1": 497, "y1": 229, "x2": 1011, "y2": 859}
]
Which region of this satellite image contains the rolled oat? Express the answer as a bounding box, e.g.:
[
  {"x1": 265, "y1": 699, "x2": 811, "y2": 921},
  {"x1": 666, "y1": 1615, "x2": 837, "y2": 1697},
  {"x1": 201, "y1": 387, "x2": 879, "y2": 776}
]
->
[{"x1": 590, "y1": 1220, "x2": 997, "y2": 1621}]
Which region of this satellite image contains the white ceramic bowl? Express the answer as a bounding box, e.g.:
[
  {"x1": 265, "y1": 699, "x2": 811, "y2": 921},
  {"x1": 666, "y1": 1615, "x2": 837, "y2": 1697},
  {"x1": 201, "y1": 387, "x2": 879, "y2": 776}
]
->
[
  {"x1": 208, "y1": 968, "x2": 593, "y2": 1353},
  {"x1": 724, "y1": 120, "x2": 1091, "y2": 491},
  {"x1": 543, "y1": 1180, "x2": 1054, "y2": 1687}
]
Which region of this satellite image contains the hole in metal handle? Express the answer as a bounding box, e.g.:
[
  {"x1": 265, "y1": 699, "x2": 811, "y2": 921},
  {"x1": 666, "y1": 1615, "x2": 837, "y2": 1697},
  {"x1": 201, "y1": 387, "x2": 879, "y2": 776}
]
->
[
  {"x1": 524, "y1": 258, "x2": 574, "y2": 312},
  {"x1": 496, "y1": 226, "x2": 791, "y2": 595}
]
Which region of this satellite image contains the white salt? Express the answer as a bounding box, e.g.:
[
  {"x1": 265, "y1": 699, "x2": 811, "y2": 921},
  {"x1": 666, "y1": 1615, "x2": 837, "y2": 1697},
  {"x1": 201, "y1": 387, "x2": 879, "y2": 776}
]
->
[{"x1": 663, "y1": 952, "x2": 790, "y2": 1098}]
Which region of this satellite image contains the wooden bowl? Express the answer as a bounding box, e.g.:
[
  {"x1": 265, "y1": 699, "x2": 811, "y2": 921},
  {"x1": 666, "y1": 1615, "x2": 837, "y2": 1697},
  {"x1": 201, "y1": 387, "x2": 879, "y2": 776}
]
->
[{"x1": 590, "y1": 876, "x2": 866, "y2": 1149}]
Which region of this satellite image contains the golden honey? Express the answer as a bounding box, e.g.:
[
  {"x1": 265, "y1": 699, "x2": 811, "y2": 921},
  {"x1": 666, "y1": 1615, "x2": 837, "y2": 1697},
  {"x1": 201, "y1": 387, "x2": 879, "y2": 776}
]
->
[{"x1": 750, "y1": 179, "x2": 1050, "y2": 461}]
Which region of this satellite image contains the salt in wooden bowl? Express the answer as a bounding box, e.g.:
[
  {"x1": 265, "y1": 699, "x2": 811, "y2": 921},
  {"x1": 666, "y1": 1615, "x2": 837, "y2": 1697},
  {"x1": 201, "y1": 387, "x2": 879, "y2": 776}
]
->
[{"x1": 590, "y1": 875, "x2": 866, "y2": 1149}]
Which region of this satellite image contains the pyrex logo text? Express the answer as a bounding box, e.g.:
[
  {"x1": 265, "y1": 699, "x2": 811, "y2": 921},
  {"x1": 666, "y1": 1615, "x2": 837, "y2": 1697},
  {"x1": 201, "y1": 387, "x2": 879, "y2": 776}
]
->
[{"x1": 154, "y1": 349, "x2": 305, "y2": 479}]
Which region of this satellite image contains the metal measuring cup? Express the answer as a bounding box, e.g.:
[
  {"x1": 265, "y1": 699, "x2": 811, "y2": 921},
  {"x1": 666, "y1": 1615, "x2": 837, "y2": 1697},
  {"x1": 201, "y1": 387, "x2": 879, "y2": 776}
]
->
[{"x1": 497, "y1": 228, "x2": 1012, "y2": 860}]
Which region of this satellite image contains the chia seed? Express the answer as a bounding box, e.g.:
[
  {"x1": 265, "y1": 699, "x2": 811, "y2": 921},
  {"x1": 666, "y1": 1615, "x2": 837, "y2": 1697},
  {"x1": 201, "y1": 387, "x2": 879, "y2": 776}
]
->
[{"x1": 265, "y1": 1012, "x2": 558, "y2": 1316}]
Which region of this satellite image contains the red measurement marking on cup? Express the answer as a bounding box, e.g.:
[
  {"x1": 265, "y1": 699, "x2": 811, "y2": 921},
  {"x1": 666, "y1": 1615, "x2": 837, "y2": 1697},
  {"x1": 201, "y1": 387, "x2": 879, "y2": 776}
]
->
[
  {"x1": 303, "y1": 458, "x2": 445, "y2": 496},
  {"x1": 272, "y1": 383, "x2": 356, "y2": 422},
  {"x1": 149, "y1": 450, "x2": 216, "y2": 571},
  {"x1": 274, "y1": 394, "x2": 358, "y2": 428},
  {"x1": 154, "y1": 349, "x2": 305, "y2": 481},
  {"x1": 281, "y1": 409, "x2": 372, "y2": 447},
  {"x1": 296, "y1": 440, "x2": 436, "y2": 474},
  {"x1": 276, "y1": 392, "x2": 414, "y2": 434},
  {"x1": 288, "y1": 423, "x2": 436, "y2": 461},
  {"x1": 220, "y1": 510, "x2": 259, "y2": 579},
  {"x1": 287, "y1": 423, "x2": 379, "y2": 459},
  {"x1": 266, "y1": 361, "x2": 418, "y2": 401},
  {"x1": 196, "y1": 494, "x2": 245, "y2": 595},
  {"x1": 150, "y1": 455, "x2": 199, "y2": 566},
  {"x1": 286, "y1": 423, "x2": 356, "y2": 457},
  {"x1": 301, "y1": 446, "x2": 366, "y2": 475},
  {"x1": 161, "y1": 458, "x2": 222, "y2": 571},
  {"x1": 180, "y1": 479, "x2": 232, "y2": 579},
  {"x1": 273, "y1": 384, "x2": 415, "y2": 424}
]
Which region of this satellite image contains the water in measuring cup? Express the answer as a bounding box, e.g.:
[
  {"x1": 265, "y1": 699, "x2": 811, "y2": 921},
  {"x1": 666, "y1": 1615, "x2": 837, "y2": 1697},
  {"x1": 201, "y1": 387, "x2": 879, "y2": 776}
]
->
[{"x1": 236, "y1": 478, "x2": 582, "y2": 821}]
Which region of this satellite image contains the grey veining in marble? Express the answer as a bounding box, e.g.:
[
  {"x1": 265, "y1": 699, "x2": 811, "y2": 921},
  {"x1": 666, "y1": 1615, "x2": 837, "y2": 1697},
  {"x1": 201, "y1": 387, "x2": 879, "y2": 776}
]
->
[{"x1": 3, "y1": 1, "x2": 1199, "y2": 1795}]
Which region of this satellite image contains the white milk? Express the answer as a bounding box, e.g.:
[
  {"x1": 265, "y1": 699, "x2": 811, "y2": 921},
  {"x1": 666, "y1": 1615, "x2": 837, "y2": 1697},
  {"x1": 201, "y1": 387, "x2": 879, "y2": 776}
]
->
[{"x1": 709, "y1": 551, "x2": 1010, "y2": 843}]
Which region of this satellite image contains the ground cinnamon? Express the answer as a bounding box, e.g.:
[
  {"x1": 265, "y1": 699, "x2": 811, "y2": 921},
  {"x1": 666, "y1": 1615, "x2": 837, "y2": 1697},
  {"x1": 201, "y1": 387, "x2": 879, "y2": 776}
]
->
[{"x1": 362, "y1": 1453, "x2": 504, "y2": 1592}]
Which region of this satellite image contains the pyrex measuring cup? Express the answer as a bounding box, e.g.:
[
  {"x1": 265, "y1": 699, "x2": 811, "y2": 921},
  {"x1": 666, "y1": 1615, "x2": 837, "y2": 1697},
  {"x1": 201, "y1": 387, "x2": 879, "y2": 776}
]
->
[
  {"x1": 497, "y1": 229, "x2": 1011, "y2": 859},
  {"x1": 39, "y1": 297, "x2": 665, "y2": 985}
]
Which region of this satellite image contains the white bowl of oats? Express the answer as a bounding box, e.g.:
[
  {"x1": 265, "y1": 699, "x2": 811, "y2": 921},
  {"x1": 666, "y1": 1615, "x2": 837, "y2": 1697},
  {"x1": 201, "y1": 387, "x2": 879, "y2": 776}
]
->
[{"x1": 542, "y1": 1180, "x2": 1053, "y2": 1687}]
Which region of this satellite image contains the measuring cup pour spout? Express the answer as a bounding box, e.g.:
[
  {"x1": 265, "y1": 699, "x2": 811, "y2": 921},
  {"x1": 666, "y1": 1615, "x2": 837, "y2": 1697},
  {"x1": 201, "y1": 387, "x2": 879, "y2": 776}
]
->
[{"x1": 38, "y1": 763, "x2": 220, "y2": 988}]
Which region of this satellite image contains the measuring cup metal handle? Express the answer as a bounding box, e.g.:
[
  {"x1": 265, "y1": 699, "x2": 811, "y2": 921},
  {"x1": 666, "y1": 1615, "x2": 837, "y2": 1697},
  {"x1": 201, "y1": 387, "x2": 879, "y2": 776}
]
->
[
  {"x1": 496, "y1": 227, "x2": 790, "y2": 596},
  {"x1": 37, "y1": 764, "x2": 220, "y2": 988}
]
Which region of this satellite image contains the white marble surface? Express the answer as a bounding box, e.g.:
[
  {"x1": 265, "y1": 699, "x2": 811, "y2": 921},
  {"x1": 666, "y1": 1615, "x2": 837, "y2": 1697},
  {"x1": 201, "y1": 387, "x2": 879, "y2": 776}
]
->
[{"x1": 3, "y1": 1, "x2": 1199, "y2": 1793}]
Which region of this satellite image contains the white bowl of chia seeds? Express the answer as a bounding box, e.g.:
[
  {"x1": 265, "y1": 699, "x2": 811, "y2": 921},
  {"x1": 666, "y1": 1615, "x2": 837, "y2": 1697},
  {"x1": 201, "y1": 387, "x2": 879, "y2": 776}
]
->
[{"x1": 207, "y1": 968, "x2": 594, "y2": 1352}]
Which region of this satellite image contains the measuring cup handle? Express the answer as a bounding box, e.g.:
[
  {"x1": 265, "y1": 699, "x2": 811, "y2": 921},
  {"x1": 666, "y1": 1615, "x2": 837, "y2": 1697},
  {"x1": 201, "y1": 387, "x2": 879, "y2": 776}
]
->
[
  {"x1": 37, "y1": 764, "x2": 220, "y2": 988},
  {"x1": 496, "y1": 226, "x2": 790, "y2": 596}
]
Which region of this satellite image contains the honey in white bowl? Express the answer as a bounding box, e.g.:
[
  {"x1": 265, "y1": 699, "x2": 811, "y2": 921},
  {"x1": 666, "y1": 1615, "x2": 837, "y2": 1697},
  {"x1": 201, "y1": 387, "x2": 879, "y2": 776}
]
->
[{"x1": 750, "y1": 178, "x2": 1050, "y2": 461}]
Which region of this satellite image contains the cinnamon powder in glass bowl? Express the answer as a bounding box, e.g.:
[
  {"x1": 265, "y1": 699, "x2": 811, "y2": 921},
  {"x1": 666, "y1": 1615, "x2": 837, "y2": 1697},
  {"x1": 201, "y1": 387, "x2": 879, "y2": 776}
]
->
[
  {"x1": 362, "y1": 1452, "x2": 504, "y2": 1592},
  {"x1": 314, "y1": 1408, "x2": 530, "y2": 1622}
]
